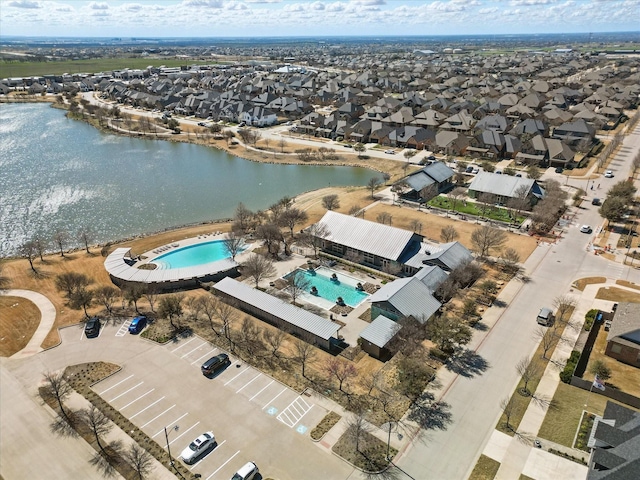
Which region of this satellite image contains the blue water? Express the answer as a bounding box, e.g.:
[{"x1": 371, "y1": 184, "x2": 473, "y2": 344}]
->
[
  {"x1": 285, "y1": 268, "x2": 369, "y2": 307},
  {"x1": 0, "y1": 103, "x2": 375, "y2": 256},
  {"x1": 153, "y1": 240, "x2": 238, "y2": 269}
]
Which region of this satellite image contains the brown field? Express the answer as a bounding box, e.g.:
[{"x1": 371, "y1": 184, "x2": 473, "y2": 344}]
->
[
  {"x1": 596, "y1": 286, "x2": 640, "y2": 303},
  {"x1": 573, "y1": 277, "x2": 607, "y2": 291},
  {"x1": 0, "y1": 296, "x2": 41, "y2": 357}
]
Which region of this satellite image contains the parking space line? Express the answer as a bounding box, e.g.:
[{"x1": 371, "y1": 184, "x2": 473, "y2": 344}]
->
[
  {"x1": 109, "y1": 381, "x2": 144, "y2": 402},
  {"x1": 206, "y1": 450, "x2": 240, "y2": 480},
  {"x1": 152, "y1": 412, "x2": 188, "y2": 438},
  {"x1": 181, "y1": 342, "x2": 208, "y2": 359},
  {"x1": 79, "y1": 329, "x2": 85, "y2": 341},
  {"x1": 191, "y1": 348, "x2": 218, "y2": 365},
  {"x1": 130, "y1": 396, "x2": 165, "y2": 419},
  {"x1": 171, "y1": 337, "x2": 197, "y2": 352},
  {"x1": 236, "y1": 373, "x2": 261, "y2": 394},
  {"x1": 262, "y1": 387, "x2": 287, "y2": 409},
  {"x1": 97, "y1": 325, "x2": 105, "y2": 338},
  {"x1": 249, "y1": 380, "x2": 274, "y2": 401},
  {"x1": 120, "y1": 388, "x2": 155, "y2": 410},
  {"x1": 277, "y1": 396, "x2": 312, "y2": 428},
  {"x1": 141, "y1": 405, "x2": 175, "y2": 428},
  {"x1": 115, "y1": 321, "x2": 131, "y2": 337},
  {"x1": 189, "y1": 440, "x2": 226, "y2": 471},
  {"x1": 223, "y1": 366, "x2": 251, "y2": 386},
  {"x1": 99, "y1": 374, "x2": 134, "y2": 395},
  {"x1": 168, "y1": 422, "x2": 200, "y2": 446}
]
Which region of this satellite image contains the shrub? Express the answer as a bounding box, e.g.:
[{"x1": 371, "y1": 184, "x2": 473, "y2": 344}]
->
[
  {"x1": 584, "y1": 309, "x2": 599, "y2": 331},
  {"x1": 560, "y1": 350, "x2": 581, "y2": 383}
]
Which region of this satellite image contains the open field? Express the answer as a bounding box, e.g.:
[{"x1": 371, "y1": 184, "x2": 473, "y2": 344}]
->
[
  {"x1": 0, "y1": 57, "x2": 215, "y2": 78},
  {"x1": 596, "y1": 286, "x2": 640, "y2": 303},
  {"x1": 0, "y1": 296, "x2": 41, "y2": 357}
]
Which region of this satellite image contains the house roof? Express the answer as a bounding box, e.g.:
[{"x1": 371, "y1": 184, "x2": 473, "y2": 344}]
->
[
  {"x1": 368, "y1": 277, "x2": 441, "y2": 323},
  {"x1": 359, "y1": 315, "x2": 401, "y2": 348},
  {"x1": 314, "y1": 211, "x2": 417, "y2": 261},
  {"x1": 607, "y1": 302, "x2": 640, "y2": 348},
  {"x1": 402, "y1": 241, "x2": 473, "y2": 272},
  {"x1": 468, "y1": 171, "x2": 537, "y2": 199},
  {"x1": 213, "y1": 277, "x2": 338, "y2": 341}
]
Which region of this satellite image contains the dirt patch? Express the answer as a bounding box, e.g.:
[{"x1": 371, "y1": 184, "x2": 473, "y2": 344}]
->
[
  {"x1": 310, "y1": 411, "x2": 341, "y2": 441},
  {"x1": 363, "y1": 204, "x2": 538, "y2": 261},
  {"x1": 332, "y1": 427, "x2": 396, "y2": 472},
  {"x1": 572, "y1": 277, "x2": 607, "y2": 291},
  {"x1": 616, "y1": 280, "x2": 640, "y2": 291},
  {"x1": 595, "y1": 286, "x2": 640, "y2": 303},
  {"x1": 0, "y1": 296, "x2": 41, "y2": 357}
]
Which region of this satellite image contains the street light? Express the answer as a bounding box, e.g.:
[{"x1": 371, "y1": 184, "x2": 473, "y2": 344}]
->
[{"x1": 164, "y1": 424, "x2": 179, "y2": 467}]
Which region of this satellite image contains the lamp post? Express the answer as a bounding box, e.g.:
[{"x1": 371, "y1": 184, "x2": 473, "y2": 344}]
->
[{"x1": 164, "y1": 424, "x2": 179, "y2": 468}]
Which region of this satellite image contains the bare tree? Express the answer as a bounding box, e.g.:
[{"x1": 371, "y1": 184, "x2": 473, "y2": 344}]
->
[
  {"x1": 500, "y1": 248, "x2": 521, "y2": 274},
  {"x1": 297, "y1": 223, "x2": 329, "y2": 258},
  {"x1": 516, "y1": 356, "x2": 543, "y2": 395},
  {"x1": 158, "y1": 294, "x2": 183, "y2": 331},
  {"x1": 324, "y1": 358, "x2": 358, "y2": 393},
  {"x1": 72, "y1": 287, "x2": 94, "y2": 318},
  {"x1": 242, "y1": 254, "x2": 276, "y2": 288},
  {"x1": 196, "y1": 295, "x2": 221, "y2": 337},
  {"x1": 19, "y1": 240, "x2": 38, "y2": 273},
  {"x1": 223, "y1": 229, "x2": 244, "y2": 260},
  {"x1": 42, "y1": 371, "x2": 75, "y2": 426},
  {"x1": 552, "y1": 294, "x2": 576, "y2": 326},
  {"x1": 123, "y1": 285, "x2": 144, "y2": 314},
  {"x1": 476, "y1": 193, "x2": 498, "y2": 219},
  {"x1": 124, "y1": 442, "x2": 154, "y2": 480},
  {"x1": 263, "y1": 328, "x2": 286, "y2": 359},
  {"x1": 348, "y1": 204, "x2": 363, "y2": 216},
  {"x1": 77, "y1": 228, "x2": 93, "y2": 254},
  {"x1": 359, "y1": 368, "x2": 384, "y2": 396},
  {"x1": 278, "y1": 137, "x2": 287, "y2": 153},
  {"x1": 367, "y1": 177, "x2": 382, "y2": 198},
  {"x1": 94, "y1": 285, "x2": 119, "y2": 316},
  {"x1": 55, "y1": 272, "x2": 92, "y2": 301},
  {"x1": 142, "y1": 285, "x2": 160, "y2": 313},
  {"x1": 255, "y1": 222, "x2": 284, "y2": 257},
  {"x1": 346, "y1": 409, "x2": 372, "y2": 454},
  {"x1": 500, "y1": 396, "x2": 517, "y2": 432},
  {"x1": 52, "y1": 230, "x2": 69, "y2": 257},
  {"x1": 409, "y1": 219, "x2": 423, "y2": 234},
  {"x1": 239, "y1": 316, "x2": 264, "y2": 358},
  {"x1": 233, "y1": 202, "x2": 254, "y2": 234},
  {"x1": 81, "y1": 404, "x2": 112, "y2": 454},
  {"x1": 447, "y1": 187, "x2": 467, "y2": 213},
  {"x1": 293, "y1": 338, "x2": 317, "y2": 378},
  {"x1": 215, "y1": 298, "x2": 236, "y2": 351},
  {"x1": 33, "y1": 234, "x2": 47, "y2": 262},
  {"x1": 471, "y1": 226, "x2": 507, "y2": 258},
  {"x1": 322, "y1": 194, "x2": 340, "y2": 211},
  {"x1": 278, "y1": 207, "x2": 308, "y2": 237},
  {"x1": 283, "y1": 269, "x2": 311, "y2": 305},
  {"x1": 440, "y1": 225, "x2": 459, "y2": 243},
  {"x1": 534, "y1": 327, "x2": 558, "y2": 360},
  {"x1": 426, "y1": 315, "x2": 472, "y2": 354},
  {"x1": 376, "y1": 212, "x2": 393, "y2": 225}
]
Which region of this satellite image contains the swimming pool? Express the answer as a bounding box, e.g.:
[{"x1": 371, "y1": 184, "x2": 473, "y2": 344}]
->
[
  {"x1": 284, "y1": 266, "x2": 369, "y2": 308},
  {"x1": 153, "y1": 240, "x2": 242, "y2": 269}
]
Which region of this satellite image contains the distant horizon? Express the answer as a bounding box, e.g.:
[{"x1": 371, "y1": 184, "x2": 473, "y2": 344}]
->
[{"x1": 1, "y1": 0, "x2": 639, "y2": 38}]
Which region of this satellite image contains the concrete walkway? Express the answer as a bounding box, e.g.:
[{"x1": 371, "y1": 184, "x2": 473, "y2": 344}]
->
[{"x1": 2, "y1": 289, "x2": 57, "y2": 359}]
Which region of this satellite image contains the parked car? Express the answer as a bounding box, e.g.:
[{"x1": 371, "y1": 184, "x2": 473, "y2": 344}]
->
[
  {"x1": 515, "y1": 173, "x2": 522, "y2": 177},
  {"x1": 592, "y1": 198, "x2": 601, "y2": 206},
  {"x1": 495, "y1": 170, "x2": 502, "y2": 174},
  {"x1": 555, "y1": 167, "x2": 564, "y2": 173},
  {"x1": 384, "y1": 149, "x2": 395, "y2": 154},
  {"x1": 231, "y1": 461, "x2": 259, "y2": 480},
  {"x1": 471, "y1": 167, "x2": 479, "y2": 174},
  {"x1": 201, "y1": 353, "x2": 230, "y2": 376},
  {"x1": 580, "y1": 225, "x2": 593, "y2": 233},
  {"x1": 198, "y1": 122, "x2": 206, "y2": 127},
  {"x1": 180, "y1": 431, "x2": 215, "y2": 465},
  {"x1": 427, "y1": 155, "x2": 436, "y2": 160},
  {"x1": 85, "y1": 317, "x2": 101, "y2": 338},
  {"x1": 343, "y1": 144, "x2": 353, "y2": 148},
  {"x1": 128, "y1": 316, "x2": 147, "y2": 334},
  {"x1": 536, "y1": 308, "x2": 554, "y2": 326},
  {"x1": 465, "y1": 165, "x2": 474, "y2": 173},
  {"x1": 604, "y1": 170, "x2": 614, "y2": 178}
]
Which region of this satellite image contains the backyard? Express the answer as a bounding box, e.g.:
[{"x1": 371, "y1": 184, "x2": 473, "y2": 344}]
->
[{"x1": 427, "y1": 195, "x2": 527, "y2": 225}]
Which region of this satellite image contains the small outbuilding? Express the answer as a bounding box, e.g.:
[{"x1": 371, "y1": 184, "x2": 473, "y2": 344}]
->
[{"x1": 359, "y1": 315, "x2": 401, "y2": 361}]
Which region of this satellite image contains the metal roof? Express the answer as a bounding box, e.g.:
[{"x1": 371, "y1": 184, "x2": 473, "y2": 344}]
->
[
  {"x1": 468, "y1": 171, "x2": 536, "y2": 198},
  {"x1": 413, "y1": 265, "x2": 448, "y2": 292},
  {"x1": 359, "y1": 315, "x2": 401, "y2": 348},
  {"x1": 213, "y1": 277, "x2": 339, "y2": 341},
  {"x1": 315, "y1": 211, "x2": 417, "y2": 261},
  {"x1": 104, "y1": 248, "x2": 237, "y2": 284},
  {"x1": 402, "y1": 241, "x2": 473, "y2": 272},
  {"x1": 368, "y1": 277, "x2": 441, "y2": 323},
  {"x1": 405, "y1": 172, "x2": 435, "y2": 192}
]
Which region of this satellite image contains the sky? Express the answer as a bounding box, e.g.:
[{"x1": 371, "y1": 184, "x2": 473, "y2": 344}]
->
[{"x1": 1, "y1": 0, "x2": 639, "y2": 38}]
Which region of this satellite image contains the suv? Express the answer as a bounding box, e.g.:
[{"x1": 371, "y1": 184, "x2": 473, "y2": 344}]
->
[
  {"x1": 128, "y1": 316, "x2": 147, "y2": 334},
  {"x1": 201, "y1": 354, "x2": 230, "y2": 376},
  {"x1": 536, "y1": 308, "x2": 554, "y2": 326},
  {"x1": 231, "y1": 461, "x2": 259, "y2": 480},
  {"x1": 85, "y1": 317, "x2": 101, "y2": 338}
]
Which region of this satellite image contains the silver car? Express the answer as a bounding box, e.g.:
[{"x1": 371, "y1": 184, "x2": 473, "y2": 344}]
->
[{"x1": 181, "y1": 431, "x2": 215, "y2": 464}]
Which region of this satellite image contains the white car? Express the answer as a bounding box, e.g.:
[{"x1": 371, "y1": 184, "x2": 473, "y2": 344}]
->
[
  {"x1": 604, "y1": 170, "x2": 614, "y2": 178},
  {"x1": 580, "y1": 225, "x2": 593, "y2": 234},
  {"x1": 384, "y1": 149, "x2": 395, "y2": 154},
  {"x1": 231, "y1": 461, "x2": 259, "y2": 480},
  {"x1": 181, "y1": 431, "x2": 215, "y2": 464}
]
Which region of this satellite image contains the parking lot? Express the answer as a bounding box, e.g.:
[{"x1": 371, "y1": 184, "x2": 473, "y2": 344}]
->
[{"x1": 66, "y1": 320, "x2": 348, "y2": 480}]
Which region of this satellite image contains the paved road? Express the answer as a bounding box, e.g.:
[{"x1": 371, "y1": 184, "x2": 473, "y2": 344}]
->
[{"x1": 396, "y1": 121, "x2": 640, "y2": 480}]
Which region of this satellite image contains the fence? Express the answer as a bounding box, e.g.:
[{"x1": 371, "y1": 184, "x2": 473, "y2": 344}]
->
[{"x1": 570, "y1": 376, "x2": 640, "y2": 409}]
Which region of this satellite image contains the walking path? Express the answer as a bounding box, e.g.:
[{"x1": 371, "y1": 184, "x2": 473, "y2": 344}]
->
[{"x1": 2, "y1": 289, "x2": 57, "y2": 359}]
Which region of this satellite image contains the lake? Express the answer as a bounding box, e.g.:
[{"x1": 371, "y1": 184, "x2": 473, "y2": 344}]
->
[{"x1": 0, "y1": 103, "x2": 375, "y2": 256}]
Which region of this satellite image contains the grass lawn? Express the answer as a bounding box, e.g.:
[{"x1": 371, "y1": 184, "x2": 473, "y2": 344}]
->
[
  {"x1": 615, "y1": 279, "x2": 640, "y2": 291},
  {"x1": 427, "y1": 195, "x2": 526, "y2": 224},
  {"x1": 0, "y1": 57, "x2": 214, "y2": 78},
  {"x1": 468, "y1": 455, "x2": 500, "y2": 480},
  {"x1": 572, "y1": 276, "x2": 606, "y2": 291},
  {"x1": 537, "y1": 382, "x2": 611, "y2": 447},
  {"x1": 596, "y1": 286, "x2": 640, "y2": 303},
  {"x1": 332, "y1": 427, "x2": 397, "y2": 473},
  {"x1": 0, "y1": 296, "x2": 41, "y2": 357}
]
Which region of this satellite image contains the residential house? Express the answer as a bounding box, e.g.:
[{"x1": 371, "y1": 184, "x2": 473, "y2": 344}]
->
[
  {"x1": 468, "y1": 171, "x2": 545, "y2": 206},
  {"x1": 604, "y1": 302, "x2": 640, "y2": 368},
  {"x1": 359, "y1": 315, "x2": 401, "y2": 360},
  {"x1": 530, "y1": 135, "x2": 576, "y2": 167},
  {"x1": 402, "y1": 162, "x2": 455, "y2": 202}
]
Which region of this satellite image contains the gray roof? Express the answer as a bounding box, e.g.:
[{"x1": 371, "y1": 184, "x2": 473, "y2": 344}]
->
[
  {"x1": 213, "y1": 277, "x2": 339, "y2": 341},
  {"x1": 405, "y1": 171, "x2": 436, "y2": 192},
  {"x1": 368, "y1": 277, "x2": 441, "y2": 323},
  {"x1": 359, "y1": 315, "x2": 401, "y2": 348},
  {"x1": 413, "y1": 265, "x2": 448, "y2": 292},
  {"x1": 402, "y1": 241, "x2": 473, "y2": 272},
  {"x1": 420, "y1": 162, "x2": 455, "y2": 183},
  {"x1": 105, "y1": 247, "x2": 237, "y2": 283},
  {"x1": 468, "y1": 171, "x2": 536, "y2": 199},
  {"x1": 607, "y1": 302, "x2": 640, "y2": 348},
  {"x1": 315, "y1": 211, "x2": 417, "y2": 261}
]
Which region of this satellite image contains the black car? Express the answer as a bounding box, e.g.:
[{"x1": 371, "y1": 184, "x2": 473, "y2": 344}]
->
[
  {"x1": 555, "y1": 167, "x2": 564, "y2": 173},
  {"x1": 201, "y1": 354, "x2": 230, "y2": 376},
  {"x1": 85, "y1": 317, "x2": 101, "y2": 338}
]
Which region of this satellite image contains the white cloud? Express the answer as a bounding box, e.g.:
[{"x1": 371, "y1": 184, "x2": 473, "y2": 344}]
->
[
  {"x1": 7, "y1": 0, "x2": 41, "y2": 8},
  {"x1": 225, "y1": 1, "x2": 248, "y2": 9},
  {"x1": 510, "y1": 0, "x2": 556, "y2": 5},
  {"x1": 350, "y1": 0, "x2": 386, "y2": 5},
  {"x1": 89, "y1": 1, "x2": 109, "y2": 9},
  {"x1": 311, "y1": 1, "x2": 325, "y2": 10},
  {"x1": 181, "y1": 0, "x2": 222, "y2": 7},
  {"x1": 123, "y1": 3, "x2": 143, "y2": 12}
]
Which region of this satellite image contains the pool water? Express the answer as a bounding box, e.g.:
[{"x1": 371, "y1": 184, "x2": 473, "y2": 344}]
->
[
  {"x1": 153, "y1": 240, "x2": 241, "y2": 269},
  {"x1": 284, "y1": 267, "x2": 369, "y2": 308}
]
